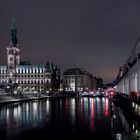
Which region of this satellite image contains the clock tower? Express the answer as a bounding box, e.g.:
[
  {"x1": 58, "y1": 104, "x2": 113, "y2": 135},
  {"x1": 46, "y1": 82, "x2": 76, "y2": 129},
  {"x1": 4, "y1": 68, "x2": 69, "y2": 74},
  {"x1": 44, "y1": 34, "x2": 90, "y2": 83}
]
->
[{"x1": 7, "y1": 15, "x2": 20, "y2": 83}]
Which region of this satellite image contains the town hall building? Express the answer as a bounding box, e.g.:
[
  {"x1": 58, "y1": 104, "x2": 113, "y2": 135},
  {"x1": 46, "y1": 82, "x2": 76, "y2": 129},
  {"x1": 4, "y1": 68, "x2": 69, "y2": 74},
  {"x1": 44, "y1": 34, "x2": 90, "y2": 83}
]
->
[{"x1": 0, "y1": 17, "x2": 61, "y2": 93}]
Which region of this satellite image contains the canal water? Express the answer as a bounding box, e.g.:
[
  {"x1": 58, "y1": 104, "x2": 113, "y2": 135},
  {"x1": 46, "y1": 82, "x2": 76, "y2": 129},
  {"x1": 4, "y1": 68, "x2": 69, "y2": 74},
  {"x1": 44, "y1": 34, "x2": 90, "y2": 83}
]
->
[
  {"x1": 111, "y1": 101, "x2": 140, "y2": 140},
  {"x1": 0, "y1": 97, "x2": 112, "y2": 140}
]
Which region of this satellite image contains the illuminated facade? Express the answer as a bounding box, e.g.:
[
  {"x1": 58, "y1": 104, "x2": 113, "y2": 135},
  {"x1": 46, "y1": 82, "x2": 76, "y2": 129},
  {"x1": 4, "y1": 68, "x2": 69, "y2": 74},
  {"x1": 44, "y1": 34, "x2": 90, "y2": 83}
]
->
[
  {"x1": 0, "y1": 17, "x2": 61, "y2": 93},
  {"x1": 63, "y1": 68, "x2": 93, "y2": 92}
]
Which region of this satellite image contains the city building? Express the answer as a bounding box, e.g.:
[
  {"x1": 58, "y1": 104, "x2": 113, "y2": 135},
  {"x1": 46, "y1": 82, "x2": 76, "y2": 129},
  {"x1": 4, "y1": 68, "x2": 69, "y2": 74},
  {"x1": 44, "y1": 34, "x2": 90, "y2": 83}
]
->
[
  {"x1": 94, "y1": 77, "x2": 103, "y2": 89},
  {"x1": 0, "y1": 17, "x2": 61, "y2": 93},
  {"x1": 62, "y1": 68, "x2": 94, "y2": 92}
]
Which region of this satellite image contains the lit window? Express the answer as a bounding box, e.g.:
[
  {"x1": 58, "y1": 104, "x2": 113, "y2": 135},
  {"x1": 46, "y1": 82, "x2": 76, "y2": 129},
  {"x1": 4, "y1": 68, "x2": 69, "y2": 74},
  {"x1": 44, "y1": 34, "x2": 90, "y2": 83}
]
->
[
  {"x1": 33, "y1": 68, "x2": 35, "y2": 73},
  {"x1": 16, "y1": 69, "x2": 19, "y2": 73},
  {"x1": 36, "y1": 69, "x2": 38, "y2": 73},
  {"x1": 23, "y1": 69, "x2": 25, "y2": 74}
]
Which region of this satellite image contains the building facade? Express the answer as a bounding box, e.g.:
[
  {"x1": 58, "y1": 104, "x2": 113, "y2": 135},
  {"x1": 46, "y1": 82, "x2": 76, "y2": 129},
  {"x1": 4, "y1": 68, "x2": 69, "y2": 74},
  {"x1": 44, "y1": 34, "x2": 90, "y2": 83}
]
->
[
  {"x1": 0, "y1": 17, "x2": 61, "y2": 93},
  {"x1": 62, "y1": 68, "x2": 93, "y2": 92},
  {"x1": 94, "y1": 77, "x2": 103, "y2": 89}
]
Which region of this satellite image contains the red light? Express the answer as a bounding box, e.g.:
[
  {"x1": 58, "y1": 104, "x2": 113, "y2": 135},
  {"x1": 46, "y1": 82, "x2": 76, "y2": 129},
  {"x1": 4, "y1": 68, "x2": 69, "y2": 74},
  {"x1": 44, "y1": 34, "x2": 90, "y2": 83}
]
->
[{"x1": 104, "y1": 98, "x2": 109, "y2": 117}]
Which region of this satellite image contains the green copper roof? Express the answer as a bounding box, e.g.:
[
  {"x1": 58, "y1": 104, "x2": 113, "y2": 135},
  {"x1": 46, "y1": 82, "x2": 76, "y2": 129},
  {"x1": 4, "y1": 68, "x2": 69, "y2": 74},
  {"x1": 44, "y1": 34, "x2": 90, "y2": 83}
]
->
[{"x1": 10, "y1": 14, "x2": 18, "y2": 47}]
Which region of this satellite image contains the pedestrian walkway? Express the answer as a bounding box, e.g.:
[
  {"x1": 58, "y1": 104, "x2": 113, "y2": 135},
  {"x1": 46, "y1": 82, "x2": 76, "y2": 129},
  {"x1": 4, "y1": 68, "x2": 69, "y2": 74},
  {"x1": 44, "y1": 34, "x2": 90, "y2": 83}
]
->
[{"x1": 0, "y1": 94, "x2": 50, "y2": 104}]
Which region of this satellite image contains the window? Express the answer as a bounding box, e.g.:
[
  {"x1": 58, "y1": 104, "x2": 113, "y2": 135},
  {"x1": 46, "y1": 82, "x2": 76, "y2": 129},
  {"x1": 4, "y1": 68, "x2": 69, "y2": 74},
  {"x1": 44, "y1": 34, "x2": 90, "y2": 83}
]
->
[{"x1": 10, "y1": 57, "x2": 13, "y2": 61}]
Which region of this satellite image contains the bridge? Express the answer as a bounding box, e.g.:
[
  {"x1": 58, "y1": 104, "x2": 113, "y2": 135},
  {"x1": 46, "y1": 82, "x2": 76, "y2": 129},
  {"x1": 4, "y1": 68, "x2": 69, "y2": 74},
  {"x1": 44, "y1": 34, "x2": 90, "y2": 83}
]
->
[{"x1": 115, "y1": 37, "x2": 140, "y2": 98}]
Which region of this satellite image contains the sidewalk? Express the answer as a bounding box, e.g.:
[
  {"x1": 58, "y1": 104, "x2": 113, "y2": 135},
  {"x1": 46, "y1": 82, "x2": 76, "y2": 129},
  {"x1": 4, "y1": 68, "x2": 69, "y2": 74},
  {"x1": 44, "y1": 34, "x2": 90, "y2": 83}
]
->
[{"x1": 0, "y1": 94, "x2": 50, "y2": 104}]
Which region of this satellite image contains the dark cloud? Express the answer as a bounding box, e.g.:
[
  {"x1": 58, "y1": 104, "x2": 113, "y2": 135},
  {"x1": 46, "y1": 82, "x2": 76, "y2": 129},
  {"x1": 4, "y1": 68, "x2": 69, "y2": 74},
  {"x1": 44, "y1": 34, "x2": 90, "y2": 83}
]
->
[{"x1": 1, "y1": 0, "x2": 140, "y2": 83}]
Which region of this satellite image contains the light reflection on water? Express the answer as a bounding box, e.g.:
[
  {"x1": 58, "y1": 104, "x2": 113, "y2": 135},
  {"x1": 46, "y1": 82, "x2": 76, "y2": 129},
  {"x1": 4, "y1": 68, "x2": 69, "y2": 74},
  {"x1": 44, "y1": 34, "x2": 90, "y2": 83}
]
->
[
  {"x1": 0, "y1": 97, "x2": 110, "y2": 139},
  {"x1": 111, "y1": 102, "x2": 140, "y2": 140}
]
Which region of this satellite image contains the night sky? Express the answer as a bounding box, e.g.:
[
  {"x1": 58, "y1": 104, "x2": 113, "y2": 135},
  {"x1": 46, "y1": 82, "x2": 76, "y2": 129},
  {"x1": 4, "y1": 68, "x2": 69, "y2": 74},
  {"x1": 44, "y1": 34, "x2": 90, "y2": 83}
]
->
[{"x1": 1, "y1": 0, "x2": 140, "y2": 83}]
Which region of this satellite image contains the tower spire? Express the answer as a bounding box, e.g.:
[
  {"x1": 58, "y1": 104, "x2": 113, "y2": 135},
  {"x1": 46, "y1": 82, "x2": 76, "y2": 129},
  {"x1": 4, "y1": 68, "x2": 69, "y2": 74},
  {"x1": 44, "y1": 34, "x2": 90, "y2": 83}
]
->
[{"x1": 10, "y1": 13, "x2": 18, "y2": 47}]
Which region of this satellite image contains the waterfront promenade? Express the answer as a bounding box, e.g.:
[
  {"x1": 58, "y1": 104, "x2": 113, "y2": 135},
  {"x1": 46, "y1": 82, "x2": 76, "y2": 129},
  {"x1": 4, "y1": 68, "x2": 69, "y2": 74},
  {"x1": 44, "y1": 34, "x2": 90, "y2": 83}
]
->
[
  {"x1": 0, "y1": 92, "x2": 78, "y2": 104},
  {"x1": 0, "y1": 93, "x2": 51, "y2": 104}
]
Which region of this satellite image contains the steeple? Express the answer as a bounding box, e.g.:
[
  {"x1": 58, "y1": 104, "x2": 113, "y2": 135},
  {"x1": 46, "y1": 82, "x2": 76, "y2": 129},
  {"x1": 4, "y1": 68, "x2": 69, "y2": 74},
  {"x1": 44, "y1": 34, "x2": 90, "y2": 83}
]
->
[
  {"x1": 10, "y1": 14, "x2": 18, "y2": 47},
  {"x1": 7, "y1": 15, "x2": 20, "y2": 84}
]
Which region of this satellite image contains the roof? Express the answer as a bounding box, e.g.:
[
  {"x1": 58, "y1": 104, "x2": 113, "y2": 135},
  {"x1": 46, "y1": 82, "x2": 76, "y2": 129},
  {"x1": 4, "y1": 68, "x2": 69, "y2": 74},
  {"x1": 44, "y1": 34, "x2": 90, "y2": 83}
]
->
[{"x1": 63, "y1": 68, "x2": 90, "y2": 75}]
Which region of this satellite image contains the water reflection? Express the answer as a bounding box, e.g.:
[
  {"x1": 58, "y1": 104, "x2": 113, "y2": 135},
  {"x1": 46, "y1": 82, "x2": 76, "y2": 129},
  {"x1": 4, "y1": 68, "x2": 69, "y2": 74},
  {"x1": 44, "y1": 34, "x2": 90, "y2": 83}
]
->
[
  {"x1": 111, "y1": 102, "x2": 140, "y2": 140},
  {"x1": 90, "y1": 98, "x2": 95, "y2": 131},
  {"x1": 0, "y1": 97, "x2": 111, "y2": 139},
  {"x1": 0, "y1": 101, "x2": 50, "y2": 129}
]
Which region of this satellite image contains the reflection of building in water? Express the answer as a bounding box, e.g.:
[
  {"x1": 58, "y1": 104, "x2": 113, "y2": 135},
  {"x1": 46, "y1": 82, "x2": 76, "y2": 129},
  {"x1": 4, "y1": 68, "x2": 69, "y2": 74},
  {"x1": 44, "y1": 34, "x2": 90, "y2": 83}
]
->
[
  {"x1": 0, "y1": 98, "x2": 113, "y2": 139},
  {"x1": 0, "y1": 100, "x2": 51, "y2": 131},
  {"x1": 90, "y1": 98, "x2": 95, "y2": 131},
  {"x1": 131, "y1": 121, "x2": 140, "y2": 138},
  {"x1": 78, "y1": 97, "x2": 110, "y2": 132},
  {"x1": 104, "y1": 98, "x2": 109, "y2": 117},
  {"x1": 70, "y1": 99, "x2": 76, "y2": 125},
  {"x1": 110, "y1": 102, "x2": 140, "y2": 139},
  {"x1": 110, "y1": 103, "x2": 123, "y2": 139},
  {"x1": 95, "y1": 97, "x2": 102, "y2": 115},
  {"x1": 132, "y1": 102, "x2": 140, "y2": 117}
]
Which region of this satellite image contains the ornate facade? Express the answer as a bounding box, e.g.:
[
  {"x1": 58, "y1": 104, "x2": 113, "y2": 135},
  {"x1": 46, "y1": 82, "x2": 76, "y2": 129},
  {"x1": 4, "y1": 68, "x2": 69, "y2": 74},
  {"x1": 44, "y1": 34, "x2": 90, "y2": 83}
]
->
[
  {"x1": 0, "y1": 17, "x2": 61, "y2": 93},
  {"x1": 63, "y1": 68, "x2": 93, "y2": 92}
]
